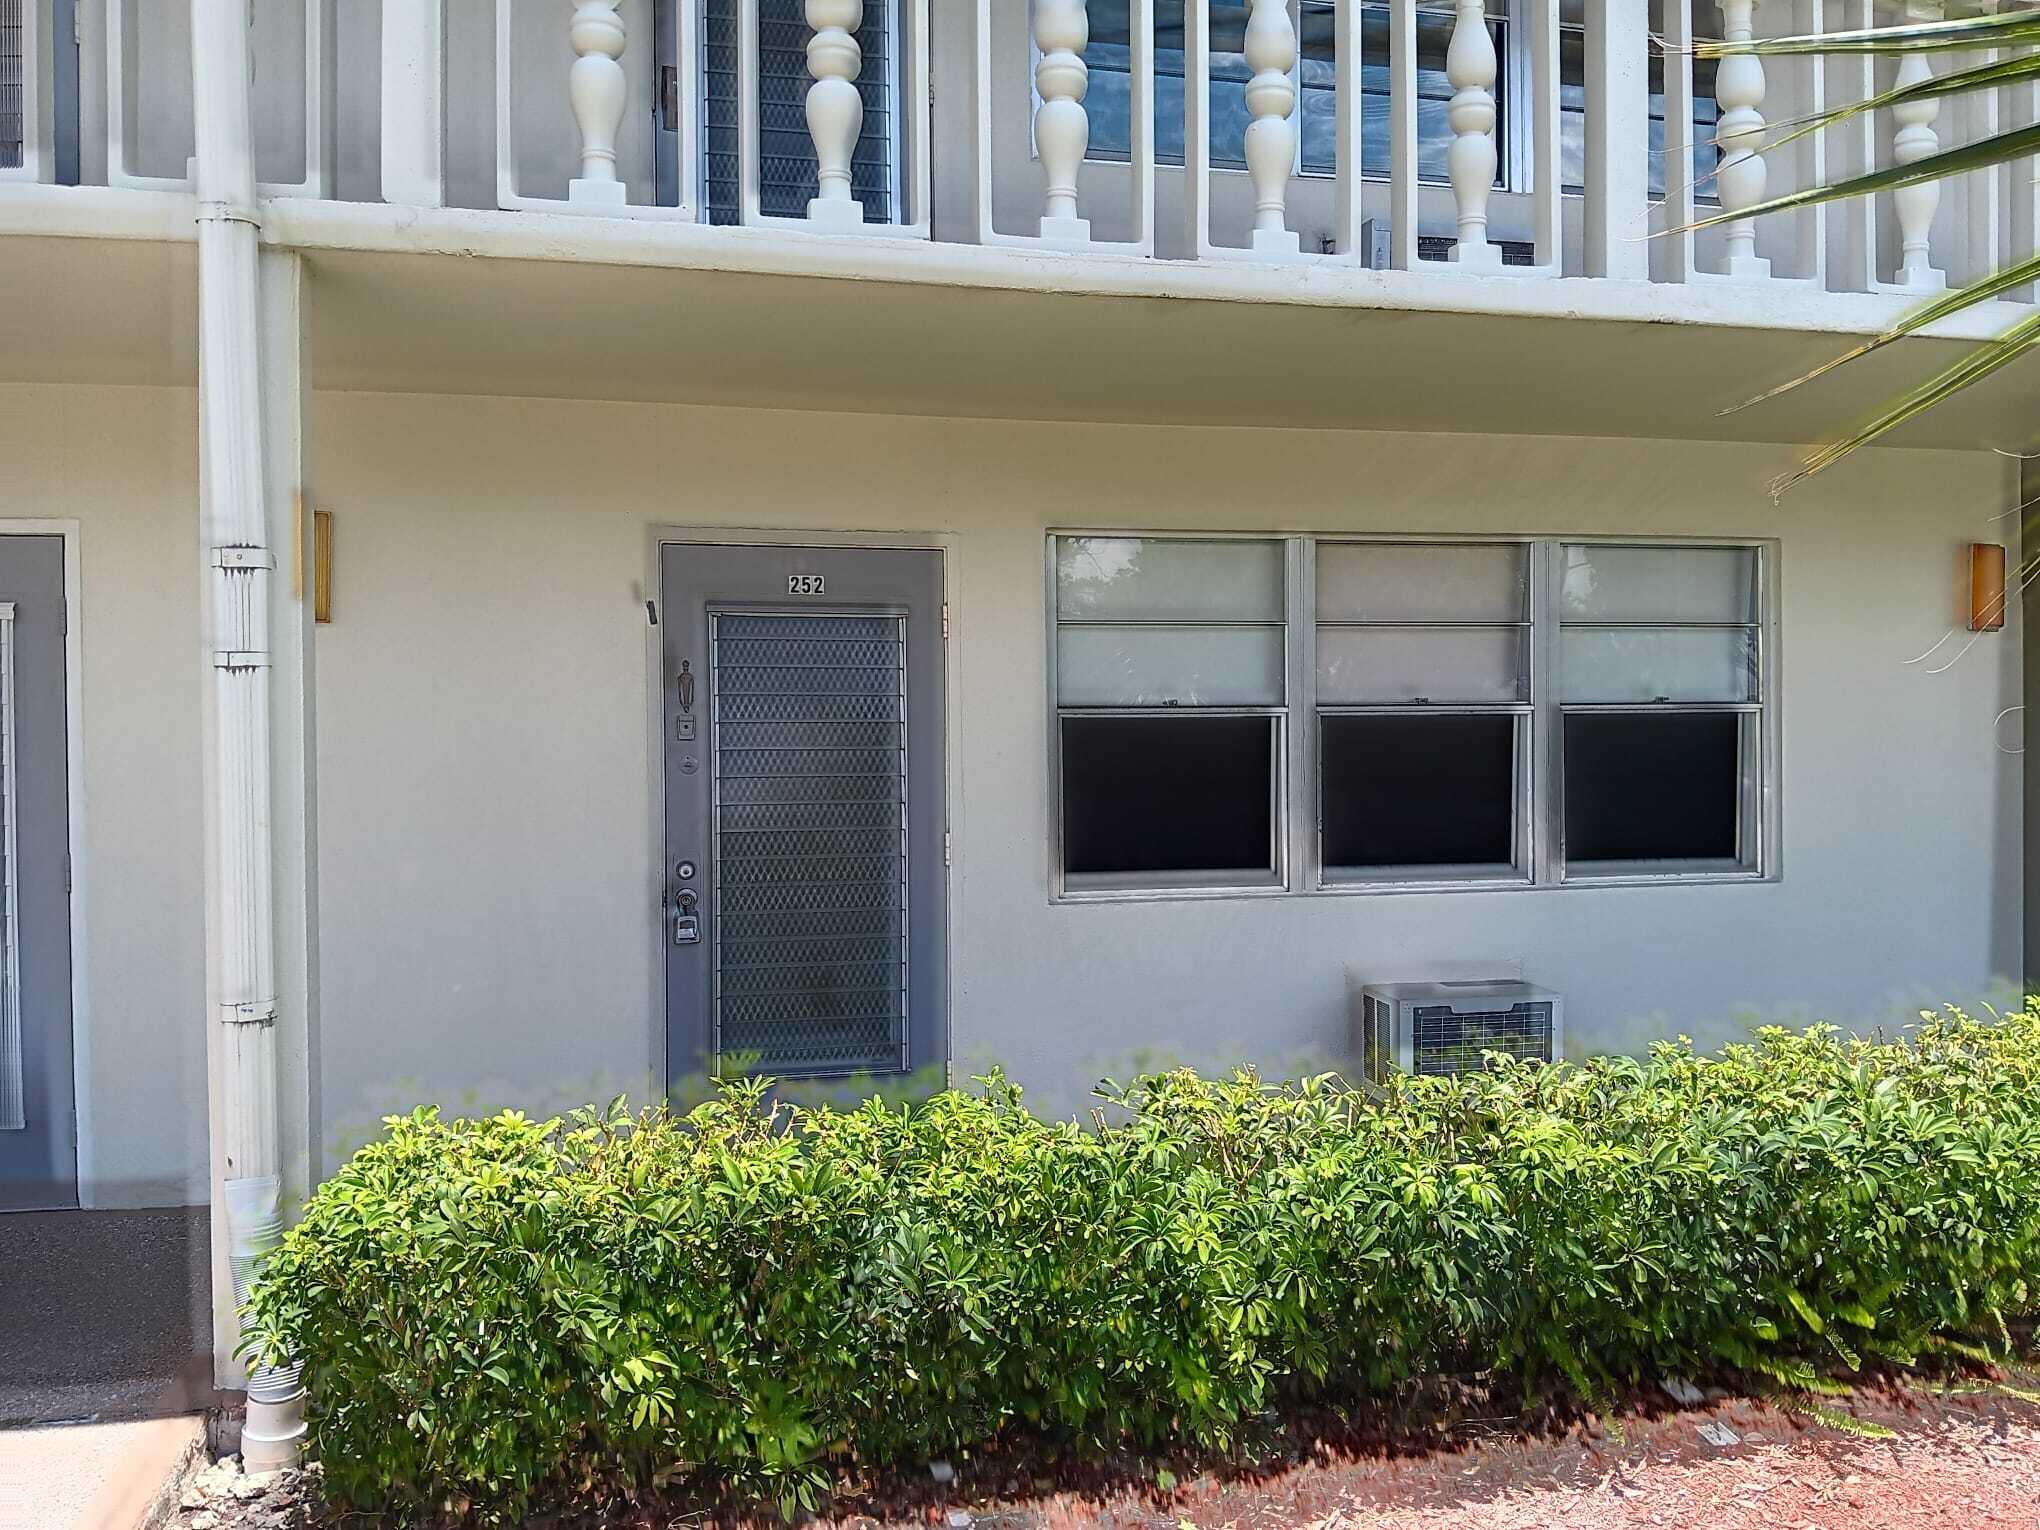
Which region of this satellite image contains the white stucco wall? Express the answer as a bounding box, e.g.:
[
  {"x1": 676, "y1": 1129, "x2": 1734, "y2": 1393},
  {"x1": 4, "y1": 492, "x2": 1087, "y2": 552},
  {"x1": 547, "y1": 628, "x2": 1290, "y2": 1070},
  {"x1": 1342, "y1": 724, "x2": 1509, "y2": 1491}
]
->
[
  {"x1": 1, "y1": 379, "x2": 2020, "y2": 1195},
  {"x1": 0, "y1": 383, "x2": 208, "y2": 1208},
  {"x1": 306, "y1": 392, "x2": 2024, "y2": 1156}
]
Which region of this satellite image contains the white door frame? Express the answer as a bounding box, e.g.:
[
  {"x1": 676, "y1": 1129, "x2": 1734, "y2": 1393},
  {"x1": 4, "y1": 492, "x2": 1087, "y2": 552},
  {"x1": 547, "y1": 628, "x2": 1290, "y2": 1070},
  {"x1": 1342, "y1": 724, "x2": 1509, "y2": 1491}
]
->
[{"x1": 0, "y1": 521, "x2": 88, "y2": 1207}]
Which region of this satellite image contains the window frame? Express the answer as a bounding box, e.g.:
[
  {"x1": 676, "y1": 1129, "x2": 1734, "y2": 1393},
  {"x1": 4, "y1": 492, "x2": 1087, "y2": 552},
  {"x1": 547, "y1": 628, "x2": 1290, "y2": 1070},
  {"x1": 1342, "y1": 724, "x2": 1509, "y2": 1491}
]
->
[
  {"x1": 1545, "y1": 539, "x2": 1772, "y2": 885},
  {"x1": 1047, "y1": 531, "x2": 1778, "y2": 903},
  {"x1": 1046, "y1": 533, "x2": 1300, "y2": 900},
  {"x1": 1312, "y1": 536, "x2": 1537, "y2": 888}
]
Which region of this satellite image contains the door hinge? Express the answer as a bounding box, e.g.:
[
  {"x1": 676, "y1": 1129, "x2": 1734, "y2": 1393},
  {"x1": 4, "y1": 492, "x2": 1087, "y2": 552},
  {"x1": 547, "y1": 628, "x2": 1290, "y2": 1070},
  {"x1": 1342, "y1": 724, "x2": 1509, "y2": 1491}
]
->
[
  {"x1": 63, "y1": 854, "x2": 72, "y2": 895},
  {"x1": 943, "y1": 831, "x2": 951, "y2": 868},
  {"x1": 941, "y1": 603, "x2": 950, "y2": 641},
  {"x1": 659, "y1": 65, "x2": 679, "y2": 131}
]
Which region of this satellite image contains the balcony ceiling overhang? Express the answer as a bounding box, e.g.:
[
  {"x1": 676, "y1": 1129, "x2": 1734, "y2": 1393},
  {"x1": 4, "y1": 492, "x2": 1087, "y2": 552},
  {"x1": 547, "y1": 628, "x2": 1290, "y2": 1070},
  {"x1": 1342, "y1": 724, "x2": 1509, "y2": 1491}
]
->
[{"x1": 1, "y1": 207, "x2": 2033, "y2": 454}]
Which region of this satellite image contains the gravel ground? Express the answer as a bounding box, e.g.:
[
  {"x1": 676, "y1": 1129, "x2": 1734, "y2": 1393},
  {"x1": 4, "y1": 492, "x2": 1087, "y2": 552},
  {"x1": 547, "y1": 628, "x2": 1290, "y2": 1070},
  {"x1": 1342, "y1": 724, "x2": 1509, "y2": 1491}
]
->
[{"x1": 167, "y1": 1376, "x2": 2040, "y2": 1529}]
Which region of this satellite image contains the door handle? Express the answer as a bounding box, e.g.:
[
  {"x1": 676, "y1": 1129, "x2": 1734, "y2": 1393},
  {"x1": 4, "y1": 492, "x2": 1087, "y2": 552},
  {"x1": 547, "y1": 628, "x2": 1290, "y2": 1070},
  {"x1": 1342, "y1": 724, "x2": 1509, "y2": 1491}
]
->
[{"x1": 672, "y1": 887, "x2": 700, "y2": 947}]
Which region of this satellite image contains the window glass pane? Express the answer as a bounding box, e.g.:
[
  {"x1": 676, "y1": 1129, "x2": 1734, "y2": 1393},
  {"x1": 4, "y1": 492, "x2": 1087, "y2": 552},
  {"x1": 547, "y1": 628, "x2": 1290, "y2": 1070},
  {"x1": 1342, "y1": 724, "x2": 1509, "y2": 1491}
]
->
[
  {"x1": 1317, "y1": 542, "x2": 1527, "y2": 623},
  {"x1": 1557, "y1": 9, "x2": 1720, "y2": 196},
  {"x1": 1058, "y1": 625, "x2": 1285, "y2": 706},
  {"x1": 1063, "y1": 715, "x2": 1275, "y2": 876},
  {"x1": 1564, "y1": 712, "x2": 1744, "y2": 864},
  {"x1": 1560, "y1": 545, "x2": 1758, "y2": 624},
  {"x1": 1558, "y1": 629, "x2": 1756, "y2": 703},
  {"x1": 1084, "y1": 1, "x2": 1499, "y2": 180},
  {"x1": 1057, "y1": 536, "x2": 1284, "y2": 622},
  {"x1": 1321, "y1": 714, "x2": 1517, "y2": 871},
  {"x1": 1318, "y1": 627, "x2": 1526, "y2": 705}
]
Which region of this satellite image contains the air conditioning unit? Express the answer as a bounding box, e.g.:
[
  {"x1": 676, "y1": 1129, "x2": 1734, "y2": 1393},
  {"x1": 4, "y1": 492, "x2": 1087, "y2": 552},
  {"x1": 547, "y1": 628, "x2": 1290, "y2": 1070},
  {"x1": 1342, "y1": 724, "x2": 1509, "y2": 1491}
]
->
[
  {"x1": 1358, "y1": 218, "x2": 1539, "y2": 269},
  {"x1": 1356, "y1": 981, "x2": 1563, "y2": 1083}
]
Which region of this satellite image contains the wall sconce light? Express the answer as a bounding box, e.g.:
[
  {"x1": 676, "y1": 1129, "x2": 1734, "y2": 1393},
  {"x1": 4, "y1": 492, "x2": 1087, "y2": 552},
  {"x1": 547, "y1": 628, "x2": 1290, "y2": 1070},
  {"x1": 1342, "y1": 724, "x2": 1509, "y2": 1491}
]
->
[
  {"x1": 1969, "y1": 542, "x2": 2007, "y2": 633},
  {"x1": 313, "y1": 511, "x2": 334, "y2": 624}
]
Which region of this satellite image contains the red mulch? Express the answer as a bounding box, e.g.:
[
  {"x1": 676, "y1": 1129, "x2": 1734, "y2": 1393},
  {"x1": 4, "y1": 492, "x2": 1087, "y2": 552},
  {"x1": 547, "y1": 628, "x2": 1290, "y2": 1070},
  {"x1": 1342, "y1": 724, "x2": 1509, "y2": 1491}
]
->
[
  {"x1": 175, "y1": 1372, "x2": 2040, "y2": 1528},
  {"x1": 868, "y1": 1378, "x2": 2040, "y2": 1530}
]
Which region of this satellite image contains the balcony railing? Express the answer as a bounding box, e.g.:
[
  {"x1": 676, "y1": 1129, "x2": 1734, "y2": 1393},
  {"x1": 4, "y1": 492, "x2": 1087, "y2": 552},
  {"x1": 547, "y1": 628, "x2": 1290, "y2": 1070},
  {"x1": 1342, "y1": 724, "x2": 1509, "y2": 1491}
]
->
[{"x1": 4, "y1": 2, "x2": 2036, "y2": 308}]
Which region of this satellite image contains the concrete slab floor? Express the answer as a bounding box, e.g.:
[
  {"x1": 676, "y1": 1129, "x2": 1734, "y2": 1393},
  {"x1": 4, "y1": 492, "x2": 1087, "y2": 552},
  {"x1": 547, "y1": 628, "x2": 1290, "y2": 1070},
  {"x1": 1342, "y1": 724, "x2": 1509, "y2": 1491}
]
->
[
  {"x1": 0, "y1": 1208, "x2": 214, "y2": 1428},
  {"x1": 0, "y1": 1414, "x2": 203, "y2": 1530}
]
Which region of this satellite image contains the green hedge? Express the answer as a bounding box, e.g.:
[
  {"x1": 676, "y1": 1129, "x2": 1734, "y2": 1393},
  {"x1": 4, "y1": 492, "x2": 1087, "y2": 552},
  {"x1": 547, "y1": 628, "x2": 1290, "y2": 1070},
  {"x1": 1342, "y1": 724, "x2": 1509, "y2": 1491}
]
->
[{"x1": 249, "y1": 1009, "x2": 2040, "y2": 1519}]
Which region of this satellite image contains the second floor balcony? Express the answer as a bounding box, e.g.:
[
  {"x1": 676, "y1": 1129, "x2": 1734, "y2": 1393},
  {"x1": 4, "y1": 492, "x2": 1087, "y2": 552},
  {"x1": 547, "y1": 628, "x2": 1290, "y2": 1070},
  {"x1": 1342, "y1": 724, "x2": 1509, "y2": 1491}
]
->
[{"x1": 2, "y1": 2, "x2": 2035, "y2": 448}]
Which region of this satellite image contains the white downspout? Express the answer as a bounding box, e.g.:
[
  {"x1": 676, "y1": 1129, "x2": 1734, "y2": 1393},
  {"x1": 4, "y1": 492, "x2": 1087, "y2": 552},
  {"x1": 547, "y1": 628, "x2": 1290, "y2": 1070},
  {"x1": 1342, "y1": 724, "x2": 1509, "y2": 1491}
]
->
[{"x1": 190, "y1": 0, "x2": 303, "y2": 1473}]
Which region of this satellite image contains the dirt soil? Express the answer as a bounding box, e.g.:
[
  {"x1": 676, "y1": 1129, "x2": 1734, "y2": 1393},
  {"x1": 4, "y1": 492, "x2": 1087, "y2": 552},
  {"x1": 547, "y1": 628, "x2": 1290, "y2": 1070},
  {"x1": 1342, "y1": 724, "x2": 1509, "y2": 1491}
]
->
[{"x1": 167, "y1": 1375, "x2": 2040, "y2": 1529}]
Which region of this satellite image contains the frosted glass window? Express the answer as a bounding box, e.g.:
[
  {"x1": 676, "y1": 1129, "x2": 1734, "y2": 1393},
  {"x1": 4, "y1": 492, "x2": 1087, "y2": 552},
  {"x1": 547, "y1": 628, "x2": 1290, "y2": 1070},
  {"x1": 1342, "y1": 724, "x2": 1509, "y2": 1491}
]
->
[
  {"x1": 1057, "y1": 625, "x2": 1285, "y2": 707},
  {"x1": 1560, "y1": 545, "x2": 1758, "y2": 625},
  {"x1": 1318, "y1": 628, "x2": 1526, "y2": 705},
  {"x1": 1559, "y1": 629, "x2": 1756, "y2": 704},
  {"x1": 1057, "y1": 537, "x2": 1284, "y2": 623},
  {"x1": 1317, "y1": 543, "x2": 1527, "y2": 624}
]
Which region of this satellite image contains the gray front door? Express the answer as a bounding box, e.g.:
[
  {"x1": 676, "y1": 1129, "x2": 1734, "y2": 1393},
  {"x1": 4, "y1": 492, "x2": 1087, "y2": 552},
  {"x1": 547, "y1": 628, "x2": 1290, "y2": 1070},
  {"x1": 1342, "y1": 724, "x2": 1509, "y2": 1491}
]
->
[
  {"x1": 660, "y1": 542, "x2": 946, "y2": 1091},
  {"x1": 0, "y1": 536, "x2": 76, "y2": 1211}
]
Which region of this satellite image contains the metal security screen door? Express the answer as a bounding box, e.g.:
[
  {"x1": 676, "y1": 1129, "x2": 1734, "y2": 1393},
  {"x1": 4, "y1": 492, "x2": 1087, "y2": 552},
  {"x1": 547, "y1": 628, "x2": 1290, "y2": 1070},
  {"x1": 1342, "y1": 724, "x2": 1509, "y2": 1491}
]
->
[
  {"x1": 661, "y1": 543, "x2": 945, "y2": 1087},
  {"x1": 0, "y1": 534, "x2": 76, "y2": 1211}
]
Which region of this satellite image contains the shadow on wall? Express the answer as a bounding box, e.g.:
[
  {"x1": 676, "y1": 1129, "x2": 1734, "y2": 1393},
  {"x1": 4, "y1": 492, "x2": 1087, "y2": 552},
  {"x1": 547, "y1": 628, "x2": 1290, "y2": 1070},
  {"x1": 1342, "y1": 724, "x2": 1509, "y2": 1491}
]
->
[{"x1": 317, "y1": 977, "x2": 2033, "y2": 1173}]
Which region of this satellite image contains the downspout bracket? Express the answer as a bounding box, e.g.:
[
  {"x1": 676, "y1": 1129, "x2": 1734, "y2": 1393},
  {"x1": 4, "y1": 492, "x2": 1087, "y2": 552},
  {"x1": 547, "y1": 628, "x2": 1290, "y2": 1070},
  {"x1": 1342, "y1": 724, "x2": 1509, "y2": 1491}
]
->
[{"x1": 211, "y1": 547, "x2": 277, "y2": 571}]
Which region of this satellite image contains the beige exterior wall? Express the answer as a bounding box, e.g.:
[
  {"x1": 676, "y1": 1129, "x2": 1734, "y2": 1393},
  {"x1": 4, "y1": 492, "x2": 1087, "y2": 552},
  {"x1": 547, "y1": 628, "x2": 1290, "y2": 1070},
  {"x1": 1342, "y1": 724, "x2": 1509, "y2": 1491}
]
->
[
  {"x1": 311, "y1": 393, "x2": 2022, "y2": 1158},
  {"x1": 4, "y1": 381, "x2": 2023, "y2": 1198},
  {"x1": 0, "y1": 383, "x2": 207, "y2": 1207}
]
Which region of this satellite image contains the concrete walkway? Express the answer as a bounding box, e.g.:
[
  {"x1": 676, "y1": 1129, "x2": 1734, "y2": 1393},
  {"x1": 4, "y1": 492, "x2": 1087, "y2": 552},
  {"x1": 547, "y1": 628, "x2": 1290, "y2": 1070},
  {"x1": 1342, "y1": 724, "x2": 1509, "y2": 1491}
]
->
[
  {"x1": 0, "y1": 1207, "x2": 213, "y2": 1427},
  {"x1": 0, "y1": 1414, "x2": 203, "y2": 1530}
]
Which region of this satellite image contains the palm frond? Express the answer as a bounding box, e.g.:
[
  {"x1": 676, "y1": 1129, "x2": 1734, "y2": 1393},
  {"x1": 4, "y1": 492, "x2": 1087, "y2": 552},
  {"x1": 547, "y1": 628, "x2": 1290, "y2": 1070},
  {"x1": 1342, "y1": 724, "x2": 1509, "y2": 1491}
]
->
[
  {"x1": 1663, "y1": 9, "x2": 2040, "y2": 490},
  {"x1": 1726, "y1": 254, "x2": 2040, "y2": 416},
  {"x1": 1681, "y1": 123, "x2": 2040, "y2": 236},
  {"x1": 1769, "y1": 311, "x2": 2040, "y2": 498},
  {"x1": 1694, "y1": 10, "x2": 2040, "y2": 58},
  {"x1": 1749, "y1": 51, "x2": 2040, "y2": 169}
]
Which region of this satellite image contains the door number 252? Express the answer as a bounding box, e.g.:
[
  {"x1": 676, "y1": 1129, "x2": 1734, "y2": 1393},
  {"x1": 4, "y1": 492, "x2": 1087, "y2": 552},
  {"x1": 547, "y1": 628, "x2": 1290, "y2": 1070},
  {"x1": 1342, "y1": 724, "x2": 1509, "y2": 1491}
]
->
[{"x1": 787, "y1": 574, "x2": 826, "y2": 596}]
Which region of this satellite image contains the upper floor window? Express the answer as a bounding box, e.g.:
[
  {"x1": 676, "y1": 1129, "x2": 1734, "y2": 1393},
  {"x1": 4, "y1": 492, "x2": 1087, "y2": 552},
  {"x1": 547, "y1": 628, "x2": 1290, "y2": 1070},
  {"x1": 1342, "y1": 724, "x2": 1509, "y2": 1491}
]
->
[
  {"x1": 1079, "y1": 1, "x2": 1718, "y2": 199},
  {"x1": 1048, "y1": 535, "x2": 1771, "y2": 898}
]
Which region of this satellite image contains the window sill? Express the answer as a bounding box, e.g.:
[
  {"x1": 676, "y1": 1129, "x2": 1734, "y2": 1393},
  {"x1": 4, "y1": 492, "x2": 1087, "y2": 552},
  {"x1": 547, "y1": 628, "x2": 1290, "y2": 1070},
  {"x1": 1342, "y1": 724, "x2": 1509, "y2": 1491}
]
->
[
  {"x1": 1558, "y1": 862, "x2": 1768, "y2": 888},
  {"x1": 1059, "y1": 868, "x2": 1287, "y2": 900},
  {"x1": 1321, "y1": 865, "x2": 1530, "y2": 893},
  {"x1": 1050, "y1": 867, "x2": 1775, "y2": 904}
]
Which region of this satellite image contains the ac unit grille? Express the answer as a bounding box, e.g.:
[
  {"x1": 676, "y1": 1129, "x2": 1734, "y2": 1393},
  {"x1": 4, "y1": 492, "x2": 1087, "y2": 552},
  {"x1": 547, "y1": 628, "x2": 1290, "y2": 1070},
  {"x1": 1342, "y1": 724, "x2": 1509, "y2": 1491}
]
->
[
  {"x1": 1410, "y1": 1001, "x2": 1554, "y2": 1076},
  {"x1": 1416, "y1": 234, "x2": 1537, "y2": 267}
]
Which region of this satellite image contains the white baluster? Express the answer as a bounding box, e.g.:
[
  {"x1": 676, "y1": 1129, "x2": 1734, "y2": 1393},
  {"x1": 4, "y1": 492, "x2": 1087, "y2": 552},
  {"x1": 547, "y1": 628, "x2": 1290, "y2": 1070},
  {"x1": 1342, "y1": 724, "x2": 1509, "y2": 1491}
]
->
[
  {"x1": 1243, "y1": 0, "x2": 1301, "y2": 256},
  {"x1": 1034, "y1": 0, "x2": 1091, "y2": 244},
  {"x1": 806, "y1": 0, "x2": 866, "y2": 230},
  {"x1": 1892, "y1": 0, "x2": 1947, "y2": 290},
  {"x1": 1714, "y1": 0, "x2": 1771, "y2": 277},
  {"x1": 568, "y1": 0, "x2": 629, "y2": 207},
  {"x1": 1446, "y1": 0, "x2": 1501, "y2": 267}
]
